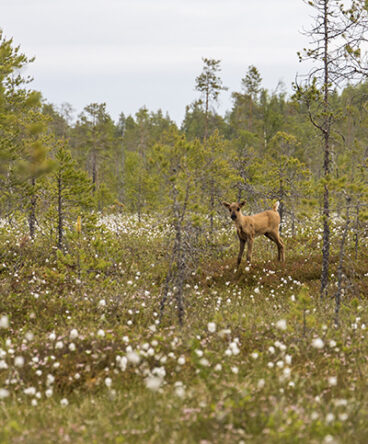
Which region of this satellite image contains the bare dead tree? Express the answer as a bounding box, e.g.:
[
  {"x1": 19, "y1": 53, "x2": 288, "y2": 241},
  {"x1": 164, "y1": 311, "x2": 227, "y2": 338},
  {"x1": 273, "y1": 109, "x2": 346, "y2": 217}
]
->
[
  {"x1": 296, "y1": 0, "x2": 368, "y2": 299},
  {"x1": 159, "y1": 183, "x2": 189, "y2": 326}
]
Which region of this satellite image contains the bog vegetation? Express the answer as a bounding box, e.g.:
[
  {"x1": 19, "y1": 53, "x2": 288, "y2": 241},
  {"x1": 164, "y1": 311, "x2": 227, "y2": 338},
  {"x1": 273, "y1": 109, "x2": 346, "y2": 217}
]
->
[{"x1": 2, "y1": 1, "x2": 368, "y2": 442}]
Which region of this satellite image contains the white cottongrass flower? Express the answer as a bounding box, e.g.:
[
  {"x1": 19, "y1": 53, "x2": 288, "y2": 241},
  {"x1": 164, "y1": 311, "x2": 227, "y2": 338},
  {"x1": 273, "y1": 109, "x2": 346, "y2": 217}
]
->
[
  {"x1": 285, "y1": 354, "x2": 292, "y2": 365},
  {"x1": 45, "y1": 388, "x2": 53, "y2": 398},
  {"x1": 14, "y1": 356, "x2": 24, "y2": 368},
  {"x1": 251, "y1": 352, "x2": 259, "y2": 360},
  {"x1": 69, "y1": 329, "x2": 78, "y2": 340},
  {"x1": 257, "y1": 379, "x2": 265, "y2": 389},
  {"x1": 325, "y1": 413, "x2": 335, "y2": 423},
  {"x1": 118, "y1": 356, "x2": 128, "y2": 371},
  {"x1": 174, "y1": 381, "x2": 185, "y2": 398},
  {"x1": 0, "y1": 388, "x2": 9, "y2": 399},
  {"x1": 218, "y1": 329, "x2": 231, "y2": 338},
  {"x1": 97, "y1": 329, "x2": 105, "y2": 338},
  {"x1": 25, "y1": 332, "x2": 34, "y2": 341},
  {"x1": 276, "y1": 319, "x2": 287, "y2": 331},
  {"x1": 98, "y1": 299, "x2": 106, "y2": 307},
  {"x1": 46, "y1": 374, "x2": 55, "y2": 386},
  {"x1": 145, "y1": 376, "x2": 162, "y2": 391},
  {"x1": 0, "y1": 360, "x2": 8, "y2": 370},
  {"x1": 214, "y1": 363, "x2": 222, "y2": 372},
  {"x1": 126, "y1": 351, "x2": 140, "y2": 365},
  {"x1": 311, "y1": 338, "x2": 324, "y2": 349},
  {"x1": 0, "y1": 315, "x2": 9, "y2": 329},
  {"x1": 60, "y1": 398, "x2": 69, "y2": 407},
  {"x1": 334, "y1": 399, "x2": 347, "y2": 407},
  {"x1": 24, "y1": 387, "x2": 36, "y2": 396},
  {"x1": 274, "y1": 341, "x2": 287, "y2": 351},
  {"x1": 328, "y1": 376, "x2": 337, "y2": 386},
  {"x1": 177, "y1": 356, "x2": 186, "y2": 366},
  {"x1": 55, "y1": 341, "x2": 63, "y2": 350},
  {"x1": 199, "y1": 358, "x2": 210, "y2": 367},
  {"x1": 231, "y1": 366, "x2": 239, "y2": 374},
  {"x1": 329, "y1": 340, "x2": 337, "y2": 348},
  {"x1": 229, "y1": 342, "x2": 240, "y2": 355},
  {"x1": 49, "y1": 332, "x2": 56, "y2": 341},
  {"x1": 105, "y1": 377, "x2": 112, "y2": 388},
  {"x1": 207, "y1": 322, "x2": 216, "y2": 333},
  {"x1": 69, "y1": 343, "x2": 76, "y2": 352},
  {"x1": 152, "y1": 367, "x2": 166, "y2": 378},
  {"x1": 311, "y1": 411, "x2": 319, "y2": 421}
]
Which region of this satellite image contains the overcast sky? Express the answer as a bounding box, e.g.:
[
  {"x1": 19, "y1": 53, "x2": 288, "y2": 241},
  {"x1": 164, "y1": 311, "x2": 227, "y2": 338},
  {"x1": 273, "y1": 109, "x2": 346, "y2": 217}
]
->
[{"x1": 2, "y1": 0, "x2": 313, "y2": 124}]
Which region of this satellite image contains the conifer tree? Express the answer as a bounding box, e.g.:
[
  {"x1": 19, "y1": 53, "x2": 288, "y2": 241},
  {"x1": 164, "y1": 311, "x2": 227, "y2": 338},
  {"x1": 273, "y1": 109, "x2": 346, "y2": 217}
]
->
[
  {"x1": 295, "y1": 0, "x2": 368, "y2": 298},
  {"x1": 151, "y1": 131, "x2": 206, "y2": 324},
  {"x1": 0, "y1": 30, "x2": 54, "y2": 233},
  {"x1": 195, "y1": 58, "x2": 227, "y2": 140},
  {"x1": 47, "y1": 140, "x2": 94, "y2": 249},
  {"x1": 73, "y1": 103, "x2": 117, "y2": 210}
]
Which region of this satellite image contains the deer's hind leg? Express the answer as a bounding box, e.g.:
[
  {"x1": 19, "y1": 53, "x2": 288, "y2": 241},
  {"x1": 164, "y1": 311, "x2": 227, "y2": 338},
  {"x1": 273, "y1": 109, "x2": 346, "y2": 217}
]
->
[{"x1": 265, "y1": 231, "x2": 285, "y2": 262}]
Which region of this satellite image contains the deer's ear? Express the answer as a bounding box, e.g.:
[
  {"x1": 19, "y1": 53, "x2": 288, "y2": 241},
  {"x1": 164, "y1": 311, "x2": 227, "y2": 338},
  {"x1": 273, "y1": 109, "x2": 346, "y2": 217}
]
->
[
  {"x1": 222, "y1": 201, "x2": 230, "y2": 209},
  {"x1": 239, "y1": 201, "x2": 246, "y2": 208}
]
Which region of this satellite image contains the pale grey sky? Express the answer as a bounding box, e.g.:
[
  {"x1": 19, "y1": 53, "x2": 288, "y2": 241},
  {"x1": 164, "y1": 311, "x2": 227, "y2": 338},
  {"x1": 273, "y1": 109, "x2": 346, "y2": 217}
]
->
[{"x1": 2, "y1": 0, "x2": 312, "y2": 123}]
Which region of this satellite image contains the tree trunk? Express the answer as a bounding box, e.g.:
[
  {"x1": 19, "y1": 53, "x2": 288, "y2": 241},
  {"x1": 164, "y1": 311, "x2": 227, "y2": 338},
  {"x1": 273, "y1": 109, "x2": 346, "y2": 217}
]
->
[
  {"x1": 28, "y1": 177, "x2": 36, "y2": 239},
  {"x1": 209, "y1": 189, "x2": 214, "y2": 237},
  {"x1": 57, "y1": 174, "x2": 63, "y2": 250},
  {"x1": 354, "y1": 204, "x2": 359, "y2": 260},
  {"x1": 119, "y1": 140, "x2": 125, "y2": 203},
  {"x1": 92, "y1": 148, "x2": 97, "y2": 193},
  {"x1": 320, "y1": 0, "x2": 331, "y2": 299},
  {"x1": 204, "y1": 89, "x2": 209, "y2": 140}
]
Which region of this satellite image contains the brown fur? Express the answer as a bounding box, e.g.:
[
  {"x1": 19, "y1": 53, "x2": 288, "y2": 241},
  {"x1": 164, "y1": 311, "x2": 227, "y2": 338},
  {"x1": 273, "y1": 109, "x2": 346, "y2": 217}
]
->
[{"x1": 222, "y1": 200, "x2": 285, "y2": 265}]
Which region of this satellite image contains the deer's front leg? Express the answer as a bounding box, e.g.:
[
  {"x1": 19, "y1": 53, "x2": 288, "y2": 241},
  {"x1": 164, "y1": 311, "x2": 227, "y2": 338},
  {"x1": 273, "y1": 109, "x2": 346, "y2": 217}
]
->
[
  {"x1": 237, "y1": 238, "x2": 246, "y2": 266},
  {"x1": 246, "y1": 237, "x2": 254, "y2": 262}
]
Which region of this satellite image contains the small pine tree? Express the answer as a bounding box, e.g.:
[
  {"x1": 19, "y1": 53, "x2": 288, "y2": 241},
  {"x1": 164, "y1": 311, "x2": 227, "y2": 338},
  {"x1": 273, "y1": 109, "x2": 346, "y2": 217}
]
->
[{"x1": 45, "y1": 140, "x2": 94, "y2": 249}]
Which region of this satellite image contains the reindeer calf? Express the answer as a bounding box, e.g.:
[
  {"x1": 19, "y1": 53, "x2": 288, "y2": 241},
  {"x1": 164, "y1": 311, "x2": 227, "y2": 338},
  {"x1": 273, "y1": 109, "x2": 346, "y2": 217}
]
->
[{"x1": 222, "y1": 200, "x2": 285, "y2": 265}]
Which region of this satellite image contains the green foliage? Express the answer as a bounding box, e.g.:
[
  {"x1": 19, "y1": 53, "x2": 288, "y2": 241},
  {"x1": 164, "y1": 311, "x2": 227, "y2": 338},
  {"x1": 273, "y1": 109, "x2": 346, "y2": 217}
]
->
[
  {"x1": 0, "y1": 214, "x2": 368, "y2": 442},
  {"x1": 41, "y1": 139, "x2": 95, "y2": 248}
]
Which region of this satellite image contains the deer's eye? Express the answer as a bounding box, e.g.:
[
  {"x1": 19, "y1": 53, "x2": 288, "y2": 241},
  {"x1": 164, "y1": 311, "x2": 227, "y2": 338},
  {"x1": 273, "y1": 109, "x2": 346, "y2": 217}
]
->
[{"x1": 237, "y1": 208, "x2": 240, "y2": 211}]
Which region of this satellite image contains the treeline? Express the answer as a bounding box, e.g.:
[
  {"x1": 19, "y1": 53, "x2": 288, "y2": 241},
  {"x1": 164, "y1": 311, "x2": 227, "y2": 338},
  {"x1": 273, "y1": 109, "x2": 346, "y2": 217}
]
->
[{"x1": 1, "y1": 30, "x2": 368, "y2": 243}]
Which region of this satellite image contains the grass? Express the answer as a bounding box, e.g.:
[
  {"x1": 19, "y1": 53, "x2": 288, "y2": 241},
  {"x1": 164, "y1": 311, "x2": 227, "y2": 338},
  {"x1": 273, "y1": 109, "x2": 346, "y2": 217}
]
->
[{"x1": 0, "y1": 214, "x2": 368, "y2": 443}]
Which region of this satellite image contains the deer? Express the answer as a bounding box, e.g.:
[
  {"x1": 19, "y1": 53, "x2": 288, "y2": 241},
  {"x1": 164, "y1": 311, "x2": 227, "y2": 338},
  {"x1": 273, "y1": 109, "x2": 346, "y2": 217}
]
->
[{"x1": 222, "y1": 200, "x2": 285, "y2": 266}]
